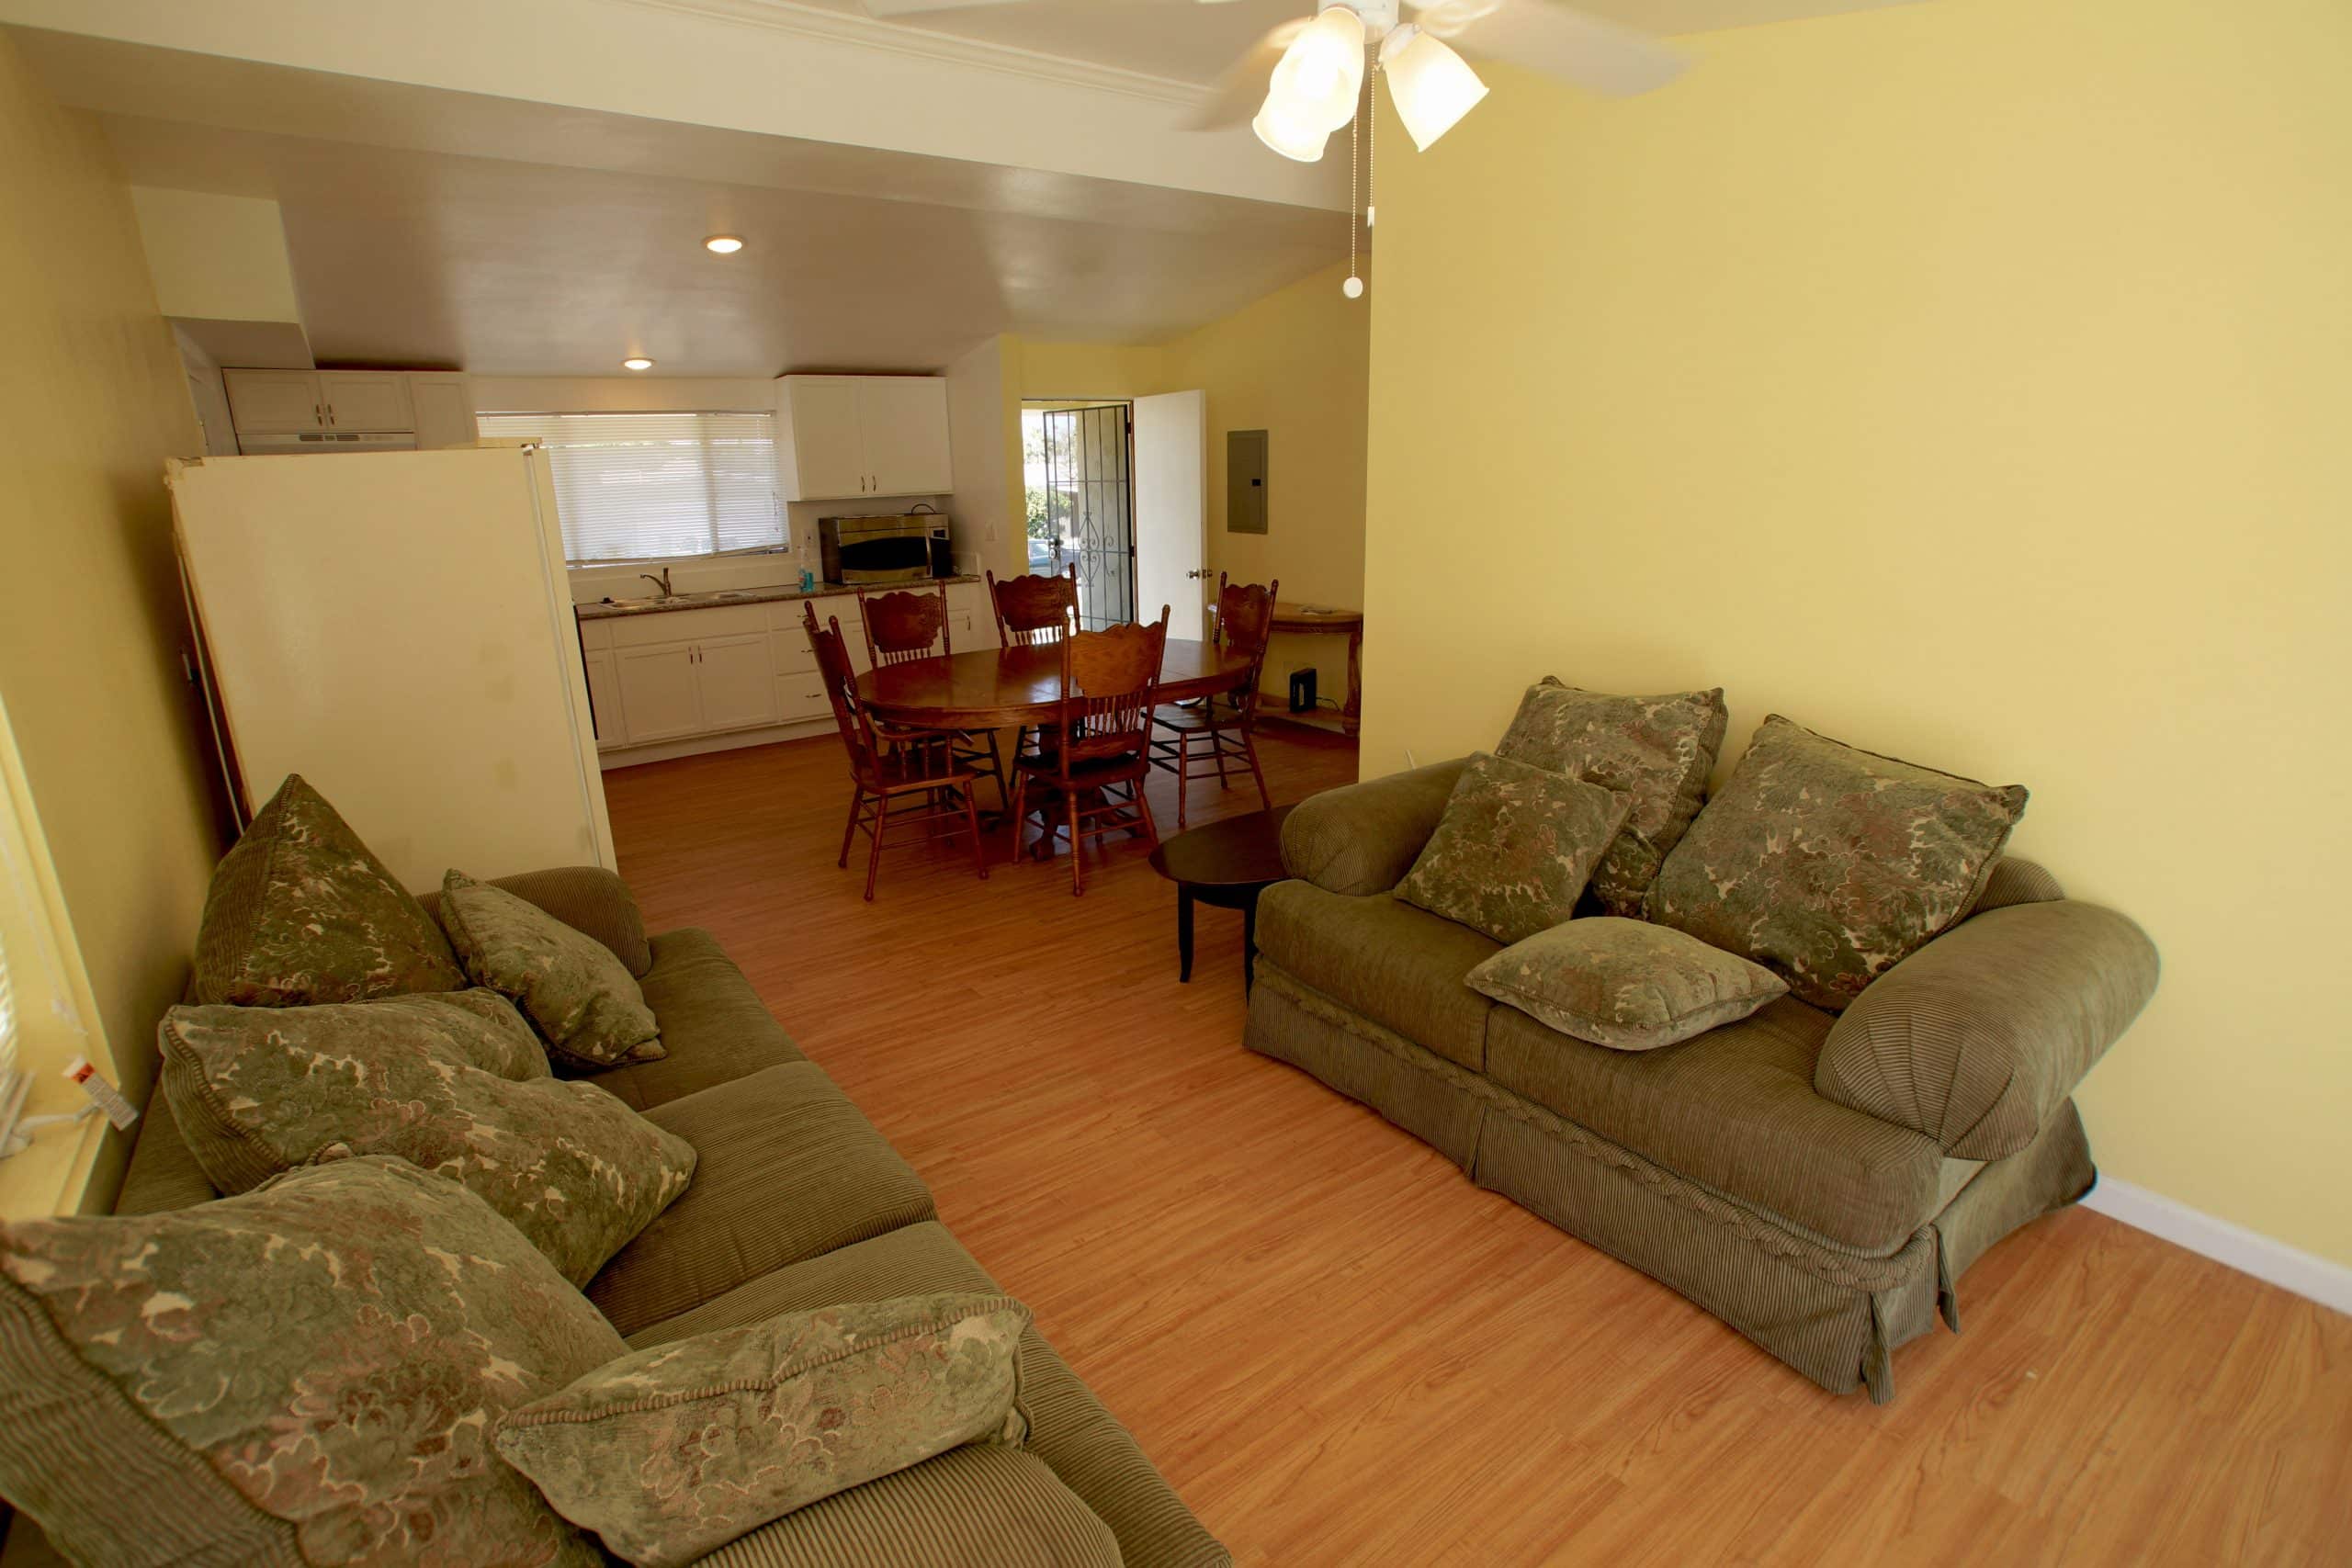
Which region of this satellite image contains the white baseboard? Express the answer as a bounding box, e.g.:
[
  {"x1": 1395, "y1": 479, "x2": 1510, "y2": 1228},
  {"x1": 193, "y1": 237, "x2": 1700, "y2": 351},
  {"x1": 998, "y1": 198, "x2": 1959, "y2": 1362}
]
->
[{"x1": 2081, "y1": 1178, "x2": 2352, "y2": 1316}]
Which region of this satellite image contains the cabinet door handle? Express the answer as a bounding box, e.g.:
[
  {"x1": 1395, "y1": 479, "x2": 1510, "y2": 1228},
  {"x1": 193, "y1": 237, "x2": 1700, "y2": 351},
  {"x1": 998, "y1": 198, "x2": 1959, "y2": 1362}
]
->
[
  {"x1": 327, "y1": 405, "x2": 337, "y2": 426},
  {"x1": 313, "y1": 403, "x2": 323, "y2": 425}
]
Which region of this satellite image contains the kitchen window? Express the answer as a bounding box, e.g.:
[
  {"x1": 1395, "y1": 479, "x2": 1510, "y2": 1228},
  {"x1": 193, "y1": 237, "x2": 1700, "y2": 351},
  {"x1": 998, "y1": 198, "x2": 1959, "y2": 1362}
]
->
[{"x1": 478, "y1": 411, "x2": 786, "y2": 563}]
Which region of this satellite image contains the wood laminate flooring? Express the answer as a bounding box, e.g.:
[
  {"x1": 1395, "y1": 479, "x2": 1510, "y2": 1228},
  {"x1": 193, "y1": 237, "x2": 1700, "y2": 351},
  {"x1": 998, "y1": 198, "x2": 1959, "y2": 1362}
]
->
[{"x1": 604, "y1": 728, "x2": 2352, "y2": 1567}]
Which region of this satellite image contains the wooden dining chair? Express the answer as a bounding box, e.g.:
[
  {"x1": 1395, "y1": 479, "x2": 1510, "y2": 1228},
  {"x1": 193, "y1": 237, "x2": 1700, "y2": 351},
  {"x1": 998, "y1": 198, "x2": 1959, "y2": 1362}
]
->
[
  {"x1": 1148, "y1": 572, "x2": 1276, "y2": 828},
  {"x1": 1009, "y1": 608, "x2": 1169, "y2": 897},
  {"x1": 861, "y1": 585, "x2": 1007, "y2": 808},
  {"x1": 804, "y1": 602, "x2": 987, "y2": 902},
  {"x1": 986, "y1": 563, "x2": 1080, "y2": 765},
  {"x1": 859, "y1": 582, "x2": 952, "y2": 668},
  {"x1": 987, "y1": 563, "x2": 1080, "y2": 647}
]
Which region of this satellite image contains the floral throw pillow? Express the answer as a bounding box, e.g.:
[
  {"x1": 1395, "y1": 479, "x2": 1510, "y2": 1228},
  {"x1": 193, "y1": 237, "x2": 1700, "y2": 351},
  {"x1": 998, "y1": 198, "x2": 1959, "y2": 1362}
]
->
[
  {"x1": 1494, "y1": 680, "x2": 1730, "y2": 918},
  {"x1": 159, "y1": 992, "x2": 695, "y2": 1285},
  {"x1": 0, "y1": 1158, "x2": 620, "y2": 1567},
  {"x1": 439, "y1": 870, "x2": 663, "y2": 1069},
  {"x1": 496, "y1": 1293, "x2": 1030, "y2": 1568},
  {"x1": 193, "y1": 773, "x2": 464, "y2": 1007},
  {"x1": 1647, "y1": 716, "x2": 2029, "y2": 1010},
  {"x1": 1395, "y1": 752, "x2": 1631, "y2": 946},
  {"x1": 1469, "y1": 918, "x2": 1788, "y2": 1050}
]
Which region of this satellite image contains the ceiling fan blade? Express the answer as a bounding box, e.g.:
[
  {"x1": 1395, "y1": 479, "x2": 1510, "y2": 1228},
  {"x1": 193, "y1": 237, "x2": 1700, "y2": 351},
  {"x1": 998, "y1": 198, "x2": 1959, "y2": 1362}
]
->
[
  {"x1": 1181, "y1": 17, "x2": 1311, "y2": 131},
  {"x1": 1419, "y1": 0, "x2": 1687, "y2": 97}
]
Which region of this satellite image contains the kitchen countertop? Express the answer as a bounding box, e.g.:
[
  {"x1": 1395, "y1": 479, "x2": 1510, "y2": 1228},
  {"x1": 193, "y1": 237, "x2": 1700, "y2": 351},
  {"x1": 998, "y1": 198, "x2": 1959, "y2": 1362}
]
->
[{"x1": 575, "y1": 574, "x2": 983, "y2": 621}]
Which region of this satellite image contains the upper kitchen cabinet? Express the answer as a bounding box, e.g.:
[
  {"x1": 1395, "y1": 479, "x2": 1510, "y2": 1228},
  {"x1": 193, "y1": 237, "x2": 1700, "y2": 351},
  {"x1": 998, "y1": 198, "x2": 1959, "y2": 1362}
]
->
[
  {"x1": 775, "y1": 374, "x2": 952, "y2": 501},
  {"x1": 221, "y1": 370, "x2": 475, "y2": 447},
  {"x1": 221, "y1": 369, "x2": 329, "y2": 435},
  {"x1": 408, "y1": 374, "x2": 480, "y2": 449},
  {"x1": 315, "y1": 372, "x2": 414, "y2": 432}
]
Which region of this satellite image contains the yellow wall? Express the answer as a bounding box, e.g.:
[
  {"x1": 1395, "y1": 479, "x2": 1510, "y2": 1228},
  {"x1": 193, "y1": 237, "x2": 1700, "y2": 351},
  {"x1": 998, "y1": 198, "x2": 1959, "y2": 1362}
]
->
[
  {"x1": 1164, "y1": 263, "x2": 1370, "y2": 704},
  {"x1": 1001, "y1": 266, "x2": 1372, "y2": 696},
  {"x1": 1363, "y1": 0, "x2": 2352, "y2": 1264},
  {"x1": 0, "y1": 38, "x2": 225, "y2": 1205}
]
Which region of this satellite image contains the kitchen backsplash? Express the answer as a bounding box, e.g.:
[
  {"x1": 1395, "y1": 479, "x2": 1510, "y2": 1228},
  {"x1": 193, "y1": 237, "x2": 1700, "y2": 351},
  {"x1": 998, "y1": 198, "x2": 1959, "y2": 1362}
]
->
[{"x1": 567, "y1": 495, "x2": 976, "y2": 604}]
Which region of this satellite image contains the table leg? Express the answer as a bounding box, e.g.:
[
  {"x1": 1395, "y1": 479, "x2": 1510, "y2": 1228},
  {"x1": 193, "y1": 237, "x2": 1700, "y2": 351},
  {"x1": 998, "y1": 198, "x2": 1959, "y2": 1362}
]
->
[
  {"x1": 1177, "y1": 886, "x2": 1195, "y2": 984},
  {"x1": 1342, "y1": 624, "x2": 1363, "y2": 739},
  {"x1": 1242, "y1": 896, "x2": 1258, "y2": 994}
]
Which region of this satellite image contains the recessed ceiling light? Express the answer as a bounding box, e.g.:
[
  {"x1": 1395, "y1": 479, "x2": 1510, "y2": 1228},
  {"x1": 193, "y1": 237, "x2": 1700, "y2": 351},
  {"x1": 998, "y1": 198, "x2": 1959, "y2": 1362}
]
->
[
  {"x1": 703, "y1": 235, "x2": 745, "y2": 254},
  {"x1": 622, "y1": 356, "x2": 654, "y2": 371}
]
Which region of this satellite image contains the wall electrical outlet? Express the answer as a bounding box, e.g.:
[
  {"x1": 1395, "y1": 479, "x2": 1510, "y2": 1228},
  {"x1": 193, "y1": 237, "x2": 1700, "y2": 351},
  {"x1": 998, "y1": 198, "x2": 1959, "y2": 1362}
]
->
[{"x1": 984, "y1": 524, "x2": 998, "y2": 545}]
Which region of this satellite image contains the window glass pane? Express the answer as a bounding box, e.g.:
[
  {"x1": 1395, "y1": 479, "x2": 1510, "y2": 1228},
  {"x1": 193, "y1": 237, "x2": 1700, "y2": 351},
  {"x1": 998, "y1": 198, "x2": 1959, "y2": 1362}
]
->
[{"x1": 476, "y1": 412, "x2": 785, "y2": 562}]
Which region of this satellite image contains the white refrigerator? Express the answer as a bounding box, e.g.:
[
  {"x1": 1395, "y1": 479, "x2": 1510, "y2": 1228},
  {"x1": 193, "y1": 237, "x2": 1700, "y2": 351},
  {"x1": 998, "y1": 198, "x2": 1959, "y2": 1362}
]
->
[{"x1": 169, "y1": 446, "x2": 615, "y2": 891}]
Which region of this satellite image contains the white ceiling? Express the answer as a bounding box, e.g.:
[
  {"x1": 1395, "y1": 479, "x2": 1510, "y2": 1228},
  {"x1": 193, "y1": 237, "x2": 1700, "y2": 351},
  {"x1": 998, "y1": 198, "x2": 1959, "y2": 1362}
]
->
[
  {"x1": 11, "y1": 0, "x2": 1926, "y2": 378},
  {"x1": 797, "y1": 0, "x2": 1929, "y2": 85},
  {"x1": 12, "y1": 29, "x2": 1346, "y2": 377},
  {"x1": 95, "y1": 110, "x2": 1345, "y2": 376}
]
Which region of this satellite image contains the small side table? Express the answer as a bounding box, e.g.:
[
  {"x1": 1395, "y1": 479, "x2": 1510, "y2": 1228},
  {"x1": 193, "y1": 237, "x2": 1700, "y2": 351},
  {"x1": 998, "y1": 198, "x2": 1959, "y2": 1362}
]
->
[
  {"x1": 1267, "y1": 603, "x2": 1363, "y2": 738},
  {"x1": 1148, "y1": 805, "x2": 1295, "y2": 990}
]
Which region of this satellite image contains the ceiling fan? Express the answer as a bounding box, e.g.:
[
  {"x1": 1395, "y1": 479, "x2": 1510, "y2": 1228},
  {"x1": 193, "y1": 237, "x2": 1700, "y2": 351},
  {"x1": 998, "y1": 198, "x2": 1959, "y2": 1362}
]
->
[
  {"x1": 860, "y1": 1, "x2": 1688, "y2": 297},
  {"x1": 859, "y1": 1, "x2": 1685, "y2": 152}
]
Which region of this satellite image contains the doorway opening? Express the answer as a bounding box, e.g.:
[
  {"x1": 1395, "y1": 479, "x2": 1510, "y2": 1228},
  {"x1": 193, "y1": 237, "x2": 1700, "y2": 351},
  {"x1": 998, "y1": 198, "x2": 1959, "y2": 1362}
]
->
[{"x1": 1022, "y1": 401, "x2": 1134, "y2": 630}]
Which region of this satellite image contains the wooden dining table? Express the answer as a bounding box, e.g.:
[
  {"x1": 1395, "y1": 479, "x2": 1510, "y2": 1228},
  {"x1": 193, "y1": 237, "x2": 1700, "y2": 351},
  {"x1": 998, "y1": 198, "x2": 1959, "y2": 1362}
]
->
[{"x1": 854, "y1": 637, "x2": 1255, "y2": 730}]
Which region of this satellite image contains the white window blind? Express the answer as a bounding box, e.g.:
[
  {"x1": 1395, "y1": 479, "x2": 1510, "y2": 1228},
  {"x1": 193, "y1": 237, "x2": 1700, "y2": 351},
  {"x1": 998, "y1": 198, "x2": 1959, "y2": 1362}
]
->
[{"x1": 478, "y1": 411, "x2": 785, "y2": 563}]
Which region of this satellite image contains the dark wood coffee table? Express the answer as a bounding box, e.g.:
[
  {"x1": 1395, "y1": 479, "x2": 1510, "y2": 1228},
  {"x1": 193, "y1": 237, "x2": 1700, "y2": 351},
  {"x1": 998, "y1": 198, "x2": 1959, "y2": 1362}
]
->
[{"x1": 1148, "y1": 804, "x2": 1295, "y2": 990}]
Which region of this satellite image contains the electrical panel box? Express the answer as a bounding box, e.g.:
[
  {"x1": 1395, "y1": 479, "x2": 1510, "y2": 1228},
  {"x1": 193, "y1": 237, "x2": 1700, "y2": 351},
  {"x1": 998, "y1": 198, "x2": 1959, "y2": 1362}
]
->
[{"x1": 1227, "y1": 428, "x2": 1269, "y2": 534}]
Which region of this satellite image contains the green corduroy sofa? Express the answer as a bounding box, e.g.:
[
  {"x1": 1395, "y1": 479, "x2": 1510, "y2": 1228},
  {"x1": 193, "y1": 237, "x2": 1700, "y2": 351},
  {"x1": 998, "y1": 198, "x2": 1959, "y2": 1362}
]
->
[
  {"x1": 74, "y1": 866, "x2": 1228, "y2": 1568},
  {"x1": 1244, "y1": 760, "x2": 2159, "y2": 1403}
]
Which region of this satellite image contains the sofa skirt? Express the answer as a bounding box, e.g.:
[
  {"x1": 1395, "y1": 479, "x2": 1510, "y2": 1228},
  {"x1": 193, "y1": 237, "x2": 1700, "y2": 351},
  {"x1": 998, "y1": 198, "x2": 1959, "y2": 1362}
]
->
[{"x1": 1244, "y1": 963, "x2": 2095, "y2": 1404}]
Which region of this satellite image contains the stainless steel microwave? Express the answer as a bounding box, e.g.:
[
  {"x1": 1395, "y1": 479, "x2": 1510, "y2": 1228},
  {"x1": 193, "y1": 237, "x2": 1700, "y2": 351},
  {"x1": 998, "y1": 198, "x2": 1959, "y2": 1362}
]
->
[{"x1": 818, "y1": 514, "x2": 946, "y2": 585}]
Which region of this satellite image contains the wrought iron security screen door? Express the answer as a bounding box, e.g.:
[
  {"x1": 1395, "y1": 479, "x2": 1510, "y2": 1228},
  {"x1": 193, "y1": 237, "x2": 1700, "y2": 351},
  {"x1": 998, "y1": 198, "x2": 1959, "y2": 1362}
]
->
[{"x1": 1033, "y1": 403, "x2": 1136, "y2": 629}]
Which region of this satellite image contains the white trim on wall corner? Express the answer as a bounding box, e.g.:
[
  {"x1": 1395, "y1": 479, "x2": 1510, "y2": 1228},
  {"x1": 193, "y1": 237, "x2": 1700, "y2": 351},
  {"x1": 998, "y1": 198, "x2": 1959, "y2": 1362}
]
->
[{"x1": 2081, "y1": 1178, "x2": 2352, "y2": 1317}]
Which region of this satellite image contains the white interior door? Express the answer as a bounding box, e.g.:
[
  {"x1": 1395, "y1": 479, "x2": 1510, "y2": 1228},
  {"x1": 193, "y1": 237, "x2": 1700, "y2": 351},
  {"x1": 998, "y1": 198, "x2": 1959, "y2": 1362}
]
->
[{"x1": 1132, "y1": 389, "x2": 1207, "y2": 639}]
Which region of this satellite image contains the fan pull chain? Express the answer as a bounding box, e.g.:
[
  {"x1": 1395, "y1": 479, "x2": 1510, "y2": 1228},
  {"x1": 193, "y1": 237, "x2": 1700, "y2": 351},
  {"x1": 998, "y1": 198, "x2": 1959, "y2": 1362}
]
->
[{"x1": 1343, "y1": 66, "x2": 1367, "y2": 300}]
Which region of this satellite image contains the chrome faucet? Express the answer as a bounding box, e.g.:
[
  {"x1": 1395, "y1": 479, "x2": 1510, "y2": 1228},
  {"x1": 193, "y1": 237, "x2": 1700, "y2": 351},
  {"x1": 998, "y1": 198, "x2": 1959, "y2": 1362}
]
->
[{"x1": 639, "y1": 569, "x2": 674, "y2": 601}]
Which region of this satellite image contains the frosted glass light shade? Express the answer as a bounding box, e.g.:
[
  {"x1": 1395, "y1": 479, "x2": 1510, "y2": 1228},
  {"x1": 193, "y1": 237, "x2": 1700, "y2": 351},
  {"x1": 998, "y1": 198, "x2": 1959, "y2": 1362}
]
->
[
  {"x1": 1252, "y1": 92, "x2": 1332, "y2": 163},
  {"x1": 1383, "y1": 25, "x2": 1488, "y2": 151},
  {"x1": 1266, "y1": 6, "x2": 1366, "y2": 136}
]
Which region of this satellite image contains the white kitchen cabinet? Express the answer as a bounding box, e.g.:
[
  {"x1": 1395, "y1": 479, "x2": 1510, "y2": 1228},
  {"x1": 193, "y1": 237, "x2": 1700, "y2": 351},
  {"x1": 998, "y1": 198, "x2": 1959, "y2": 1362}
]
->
[
  {"x1": 317, "y1": 372, "x2": 414, "y2": 432},
  {"x1": 599, "y1": 604, "x2": 787, "y2": 747},
  {"x1": 776, "y1": 674, "x2": 831, "y2": 723},
  {"x1": 223, "y1": 368, "x2": 423, "y2": 439},
  {"x1": 223, "y1": 369, "x2": 326, "y2": 435},
  {"x1": 778, "y1": 378, "x2": 867, "y2": 500},
  {"x1": 614, "y1": 645, "x2": 704, "y2": 743},
  {"x1": 694, "y1": 632, "x2": 781, "y2": 731},
  {"x1": 775, "y1": 375, "x2": 952, "y2": 501},
  {"x1": 856, "y1": 378, "x2": 954, "y2": 495},
  {"x1": 409, "y1": 374, "x2": 478, "y2": 448},
  {"x1": 582, "y1": 649, "x2": 625, "y2": 747}
]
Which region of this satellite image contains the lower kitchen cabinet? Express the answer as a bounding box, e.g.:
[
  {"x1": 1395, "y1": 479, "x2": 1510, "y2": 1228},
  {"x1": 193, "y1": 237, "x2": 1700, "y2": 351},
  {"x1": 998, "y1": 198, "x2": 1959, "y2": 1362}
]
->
[
  {"x1": 614, "y1": 644, "x2": 705, "y2": 744},
  {"x1": 582, "y1": 649, "x2": 625, "y2": 745},
  {"x1": 693, "y1": 632, "x2": 781, "y2": 731},
  {"x1": 580, "y1": 581, "x2": 985, "y2": 756}
]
